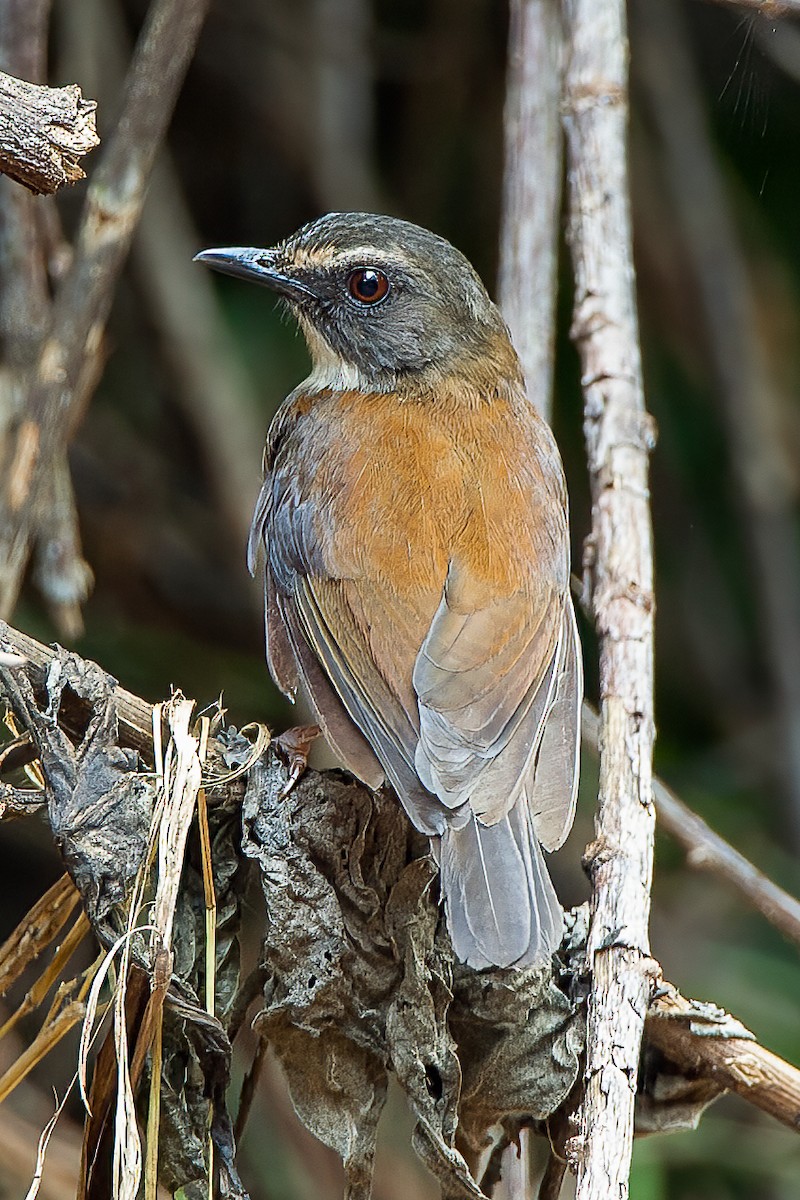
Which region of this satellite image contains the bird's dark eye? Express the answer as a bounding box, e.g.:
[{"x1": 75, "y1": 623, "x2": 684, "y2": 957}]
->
[{"x1": 347, "y1": 267, "x2": 390, "y2": 306}]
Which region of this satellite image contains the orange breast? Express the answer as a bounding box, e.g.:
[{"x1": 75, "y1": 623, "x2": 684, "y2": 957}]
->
[{"x1": 306, "y1": 385, "x2": 568, "y2": 605}]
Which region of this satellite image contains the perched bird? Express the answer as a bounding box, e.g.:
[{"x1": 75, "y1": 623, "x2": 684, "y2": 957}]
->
[{"x1": 195, "y1": 213, "x2": 582, "y2": 970}]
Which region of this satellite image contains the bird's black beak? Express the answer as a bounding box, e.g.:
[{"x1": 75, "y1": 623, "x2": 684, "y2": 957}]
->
[{"x1": 193, "y1": 247, "x2": 314, "y2": 302}]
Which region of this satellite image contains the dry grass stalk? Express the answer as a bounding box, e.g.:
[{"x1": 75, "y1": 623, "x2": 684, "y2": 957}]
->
[
  {"x1": 73, "y1": 694, "x2": 210, "y2": 1198},
  {"x1": 0, "y1": 874, "x2": 80, "y2": 999},
  {"x1": 0, "y1": 910, "x2": 90, "y2": 1045}
]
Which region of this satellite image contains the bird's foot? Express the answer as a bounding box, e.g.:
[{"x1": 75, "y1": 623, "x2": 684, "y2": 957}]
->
[{"x1": 274, "y1": 724, "x2": 320, "y2": 797}]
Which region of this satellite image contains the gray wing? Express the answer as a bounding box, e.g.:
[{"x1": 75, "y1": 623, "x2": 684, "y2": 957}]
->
[
  {"x1": 412, "y1": 560, "x2": 582, "y2": 968},
  {"x1": 412, "y1": 560, "x2": 581, "y2": 842}
]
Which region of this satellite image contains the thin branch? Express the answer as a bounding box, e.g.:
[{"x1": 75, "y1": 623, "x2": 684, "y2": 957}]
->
[
  {"x1": 0, "y1": 0, "x2": 211, "y2": 622},
  {"x1": 307, "y1": 0, "x2": 383, "y2": 212},
  {"x1": 0, "y1": 621, "x2": 153, "y2": 754},
  {"x1": 562, "y1": 0, "x2": 657, "y2": 1195},
  {"x1": 647, "y1": 985, "x2": 800, "y2": 1132},
  {"x1": 498, "y1": 0, "x2": 564, "y2": 421},
  {"x1": 0, "y1": 69, "x2": 98, "y2": 195},
  {"x1": 537, "y1": 1091, "x2": 577, "y2": 1200},
  {"x1": 582, "y1": 704, "x2": 800, "y2": 948}
]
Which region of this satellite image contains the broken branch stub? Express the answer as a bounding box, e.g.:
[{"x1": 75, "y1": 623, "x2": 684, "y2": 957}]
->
[{"x1": 0, "y1": 69, "x2": 99, "y2": 195}]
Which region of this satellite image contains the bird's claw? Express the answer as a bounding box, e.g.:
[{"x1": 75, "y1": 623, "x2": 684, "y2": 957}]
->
[{"x1": 274, "y1": 724, "x2": 320, "y2": 797}]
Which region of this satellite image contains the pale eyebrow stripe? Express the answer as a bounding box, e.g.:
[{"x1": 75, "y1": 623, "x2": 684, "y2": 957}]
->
[{"x1": 291, "y1": 244, "x2": 411, "y2": 270}]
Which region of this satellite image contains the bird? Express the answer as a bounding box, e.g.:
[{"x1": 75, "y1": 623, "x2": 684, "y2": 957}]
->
[{"x1": 195, "y1": 213, "x2": 582, "y2": 970}]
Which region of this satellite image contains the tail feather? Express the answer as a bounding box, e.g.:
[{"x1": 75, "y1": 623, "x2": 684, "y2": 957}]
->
[{"x1": 439, "y1": 800, "x2": 563, "y2": 970}]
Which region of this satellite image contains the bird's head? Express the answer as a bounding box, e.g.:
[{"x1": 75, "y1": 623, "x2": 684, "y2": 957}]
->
[{"x1": 195, "y1": 212, "x2": 520, "y2": 394}]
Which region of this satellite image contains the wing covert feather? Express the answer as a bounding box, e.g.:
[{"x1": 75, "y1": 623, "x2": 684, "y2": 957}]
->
[
  {"x1": 413, "y1": 559, "x2": 572, "y2": 825},
  {"x1": 293, "y1": 576, "x2": 447, "y2": 835}
]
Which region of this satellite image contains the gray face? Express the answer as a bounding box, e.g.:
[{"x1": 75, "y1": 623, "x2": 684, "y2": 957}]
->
[{"x1": 195, "y1": 212, "x2": 509, "y2": 379}]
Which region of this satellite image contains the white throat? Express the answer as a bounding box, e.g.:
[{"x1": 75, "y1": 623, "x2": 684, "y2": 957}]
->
[{"x1": 299, "y1": 317, "x2": 395, "y2": 395}]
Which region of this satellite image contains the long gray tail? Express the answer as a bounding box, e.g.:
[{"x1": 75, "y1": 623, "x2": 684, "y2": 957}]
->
[{"x1": 438, "y1": 797, "x2": 563, "y2": 970}]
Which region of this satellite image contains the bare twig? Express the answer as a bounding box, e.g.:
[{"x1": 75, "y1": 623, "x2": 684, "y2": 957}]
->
[
  {"x1": 647, "y1": 986, "x2": 800, "y2": 1132},
  {"x1": 655, "y1": 779, "x2": 800, "y2": 946},
  {"x1": 0, "y1": 873, "x2": 80, "y2": 999},
  {"x1": 499, "y1": 0, "x2": 563, "y2": 421},
  {"x1": 561, "y1": 0, "x2": 657, "y2": 1195},
  {"x1": 0, "y1": 69, "x2": 98, "y2": 195},
  {"x1": 0, "y1": 0, "x2": 211, "y2": 622},
  {"x1": 582, "y1": 704, "x2": 800, "y2": 947},
  {"x1": 635, "y1": 0, "x2": 800, "y2": 852}
]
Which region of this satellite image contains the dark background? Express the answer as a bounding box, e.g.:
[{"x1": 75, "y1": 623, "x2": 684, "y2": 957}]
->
[{"x1": 1, "y1": 0, "x2": 799, "y2": 1196}]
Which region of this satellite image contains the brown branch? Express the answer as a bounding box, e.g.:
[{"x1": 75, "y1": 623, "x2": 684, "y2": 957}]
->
[
  {"x1": 136, "y1": 155, "x2": 268, "y2": 551},
  {"x1": 0, "y1": 621, "x2": 153, "y2": 755},
  {"x1": 562, "y1": 0, "x2": 657, "y2": 1195},
  {"x1": 498, "y1": 0, "x2": 563, "y2": 421},
  {"x1": 647, "y1": 986, "x2": 800, "y2": 1133},
  {"x1": 537, "y1": 1091, "x2": 577, "y2": 1200},
  {"x1": 0, "y1": 69, "x2": 98, "y2": 195},
  {"x1": 307, "y1": 0, "x2": 384, "y2": 212},
  {"x1": 581, "y1": 704, "x2": 800, "y2": 948},
  {"x1": 0, "y1": 0, "x2": 211, "y2": 623},
  {"x1": 0, "y1": 873, "x2": 80, "y2": 999}
]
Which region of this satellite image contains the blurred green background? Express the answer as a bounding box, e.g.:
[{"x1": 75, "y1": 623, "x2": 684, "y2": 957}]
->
[{"x1": 1, "y1": 0, "x2": 799, "y2": 1197}]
